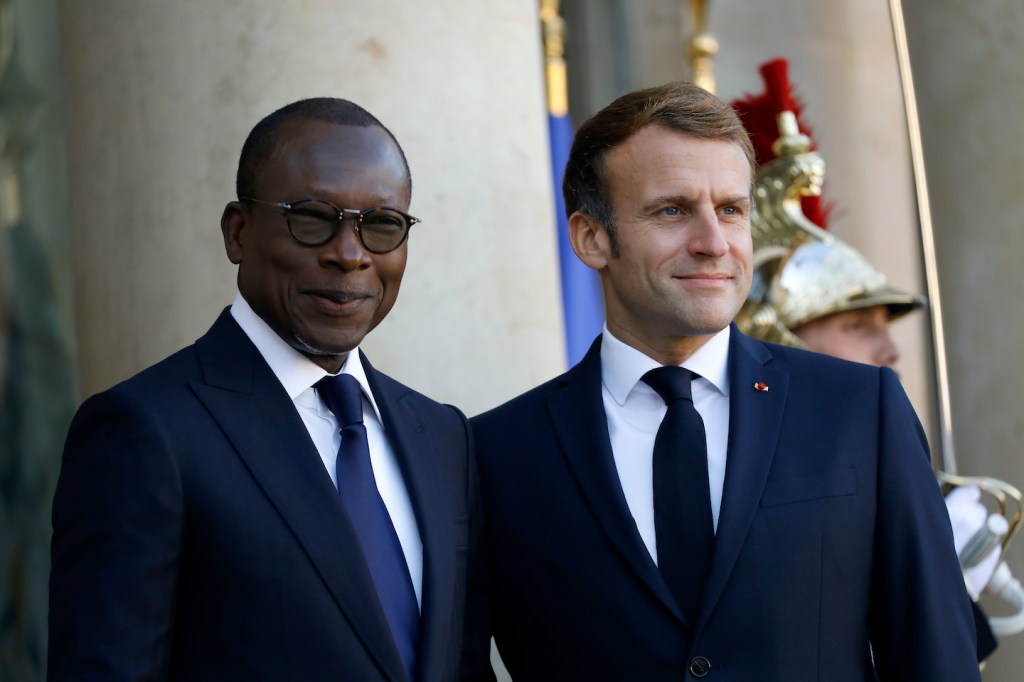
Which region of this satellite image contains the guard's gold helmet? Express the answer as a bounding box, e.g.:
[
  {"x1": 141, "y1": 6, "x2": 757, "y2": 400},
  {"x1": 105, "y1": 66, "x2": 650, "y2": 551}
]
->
[{"x1": 731, "y1": 59, "x2": 924, "y2": 349}]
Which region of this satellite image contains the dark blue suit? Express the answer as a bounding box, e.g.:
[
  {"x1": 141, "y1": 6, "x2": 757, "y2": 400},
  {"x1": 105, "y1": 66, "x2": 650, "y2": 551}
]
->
[
  {"x1": 49, "y1": 310, "x2": 492, "y2": 682},
  {"x1": 472, "y1": 328, "x2": 979, "y2": 681}
]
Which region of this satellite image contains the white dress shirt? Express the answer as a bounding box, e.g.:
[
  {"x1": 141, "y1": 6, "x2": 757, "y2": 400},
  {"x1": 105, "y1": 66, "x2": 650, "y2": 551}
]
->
[
  {"x1": 600, "y1": 325, "x2": 731, "y2": 565},
  {"x1": 230, "y1": 292, "x2": 423, "y2": 607}
]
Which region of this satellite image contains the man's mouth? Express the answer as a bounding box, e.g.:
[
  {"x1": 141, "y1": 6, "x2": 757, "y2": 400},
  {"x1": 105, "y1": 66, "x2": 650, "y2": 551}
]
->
[
  {"x1": 675, "y1": 272, "x2": 732, "y2": 283},
  {"x1": 310, "y1": 289, "x2": 369, "y2": 302},
  {"x1": 306, "y1": 289, "x2": 372, "y2": 312}
]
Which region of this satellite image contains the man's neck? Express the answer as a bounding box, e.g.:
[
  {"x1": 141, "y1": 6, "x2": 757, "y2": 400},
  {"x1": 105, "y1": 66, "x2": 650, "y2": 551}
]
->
[{"x1": 605, "y1": 321, "x2": 717, "y2": 366}]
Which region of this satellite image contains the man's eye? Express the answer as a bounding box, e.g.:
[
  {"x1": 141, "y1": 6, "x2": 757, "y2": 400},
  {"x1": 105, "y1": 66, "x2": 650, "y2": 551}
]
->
[
  {"x1": 721, "y1": 206, "x2": 738, "y2": 215},
  {"x1": 659, "y1": 207, "x2": 680, "y2": 216},
  {"x1": 364, "y1": 214, "x2": 404, "y2": 229},
  {"x1": 292, "y1": 210, "x2": 333, "y2": 220}
]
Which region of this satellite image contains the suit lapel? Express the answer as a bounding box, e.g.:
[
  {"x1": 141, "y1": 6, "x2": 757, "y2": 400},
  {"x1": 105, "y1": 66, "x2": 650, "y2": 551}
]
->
[
  {"x1": 190, "y1": 311, "x2": 406, "y2": 682},
  {"x1": 697, "y1": 327, "x2": 789, "y2": 628},
  {"x1": 547, "y1": 338, "x2": 687, "y2": 624},
  {"x1": 362, "y1": 352, "x2": 456, "y2": 682}
]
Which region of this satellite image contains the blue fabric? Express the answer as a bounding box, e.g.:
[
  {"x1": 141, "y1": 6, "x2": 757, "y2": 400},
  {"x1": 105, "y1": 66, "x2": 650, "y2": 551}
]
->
[
  {"x1": 316, "y1": 374, "x2": 420, "y2": 682},
  {"x1": 548, "y1": 112, "x2": 603, "y2": 366}
]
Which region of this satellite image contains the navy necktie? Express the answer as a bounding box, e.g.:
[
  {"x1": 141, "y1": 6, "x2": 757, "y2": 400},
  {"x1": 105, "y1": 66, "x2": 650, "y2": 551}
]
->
[
  {"x1": 315, "y1": 373, "x2": 419, "y2": 681},
  {"x1": 642, "y1": 366, "x2": 714, "y2": 623}
]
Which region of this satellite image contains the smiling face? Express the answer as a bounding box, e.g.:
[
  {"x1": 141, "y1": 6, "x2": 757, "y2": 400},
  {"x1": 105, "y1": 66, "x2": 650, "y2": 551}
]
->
[
  {"x1": 221, "y1": 118, "x2": 410, "y2": 372},
  {"x1": 572, "y1": 125, "x2": 753, "y2": 365},
  {"x1": 795, "y1": 305, "x2": 901, "y2": 368}
]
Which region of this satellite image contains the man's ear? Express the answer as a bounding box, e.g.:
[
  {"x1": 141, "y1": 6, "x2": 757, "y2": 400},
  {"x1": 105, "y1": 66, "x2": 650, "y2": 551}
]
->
[
  {"x1": 569, "y1": 211, "x2": 612, "y2": 271},
  {"x1": 221, "y1": 201, "x2": 247, "y2": 264}
]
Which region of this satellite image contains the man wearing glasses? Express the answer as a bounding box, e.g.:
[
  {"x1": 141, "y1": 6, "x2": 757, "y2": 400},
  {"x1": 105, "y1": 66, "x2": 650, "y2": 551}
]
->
[{"x1": 48, "y1": 98, "x2": 493, "y2": 682}]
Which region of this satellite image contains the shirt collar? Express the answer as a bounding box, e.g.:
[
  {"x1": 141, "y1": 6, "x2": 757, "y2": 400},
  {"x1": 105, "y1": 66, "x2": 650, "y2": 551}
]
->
[
  {"x1": 600, "y1": 324, "x2": 731, "y2": 406},
  {"x1": 229, "y1": 291, "x2": 385, "y2": 424}
]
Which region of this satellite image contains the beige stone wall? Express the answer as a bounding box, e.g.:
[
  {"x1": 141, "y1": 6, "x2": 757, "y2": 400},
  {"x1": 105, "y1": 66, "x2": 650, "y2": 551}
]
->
[
  {"x1": 902, "y1": 1, "x2": 1024, "y2": 678},
  {"x1": 61, "y1": 0, "x2": 564, "y2": 416}
]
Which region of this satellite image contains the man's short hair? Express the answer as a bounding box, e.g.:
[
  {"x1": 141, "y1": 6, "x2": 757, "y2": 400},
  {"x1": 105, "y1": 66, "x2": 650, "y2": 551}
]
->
[
  {"x1": 562, "y1": 81, "x2": 755, "y2": 250},
  {"x1": 236, "y1": 97, "x2": 411, "y2": 200}
]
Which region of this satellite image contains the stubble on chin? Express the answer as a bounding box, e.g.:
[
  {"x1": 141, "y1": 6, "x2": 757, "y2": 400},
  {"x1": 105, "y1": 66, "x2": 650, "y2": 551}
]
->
[{"x1": 291, "y1": 331, "x2": 353, "y2": 368}]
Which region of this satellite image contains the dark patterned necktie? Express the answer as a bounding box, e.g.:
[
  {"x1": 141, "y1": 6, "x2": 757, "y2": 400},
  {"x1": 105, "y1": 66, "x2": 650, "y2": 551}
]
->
[
  {"x1": 315, "y1": 373, "x2": 419, "y2": 680},
  {"x1": 642, "y1": 366, "x2": 715, "y2": 623}
]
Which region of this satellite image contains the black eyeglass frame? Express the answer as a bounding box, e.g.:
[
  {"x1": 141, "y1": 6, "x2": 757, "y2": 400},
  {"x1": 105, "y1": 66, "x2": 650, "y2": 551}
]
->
[{"x1": 240, "y1": 196, "x2": 420, "y2": 254}]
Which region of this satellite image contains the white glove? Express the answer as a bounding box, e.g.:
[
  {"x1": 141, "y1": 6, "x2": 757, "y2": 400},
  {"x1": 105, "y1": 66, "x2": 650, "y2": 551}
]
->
[{"x1": 945, "y1": 485, "x2": 1002, "y2": 597}]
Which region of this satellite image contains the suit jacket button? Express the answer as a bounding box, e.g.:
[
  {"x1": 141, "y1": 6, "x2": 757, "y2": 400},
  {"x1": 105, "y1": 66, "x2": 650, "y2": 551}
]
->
[{"x1": 688, "y1": 656, "x2": 712, "y2": 677}]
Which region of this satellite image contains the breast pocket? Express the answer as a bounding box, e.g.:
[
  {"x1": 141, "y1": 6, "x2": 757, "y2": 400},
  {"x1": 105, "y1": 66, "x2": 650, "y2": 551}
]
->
[{"x1": 760, "y1": 466, "x2": 857, "y2": 507}]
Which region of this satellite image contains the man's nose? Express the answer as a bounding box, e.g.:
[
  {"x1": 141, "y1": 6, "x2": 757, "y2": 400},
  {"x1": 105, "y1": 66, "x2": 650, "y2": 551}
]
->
[
  {"x1": 320, "y1": 217, "x2": 371, "y2": 270},
  {"x1": 877, "y1": 329, "x2": 901, "y2": 368},
  {"x1": 688, "y1": 207, "x2": 729, "y2": 257}
]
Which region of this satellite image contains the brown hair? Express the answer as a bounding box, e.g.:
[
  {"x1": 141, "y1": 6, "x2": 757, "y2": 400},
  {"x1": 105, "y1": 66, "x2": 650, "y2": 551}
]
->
[{"x1": 563, "y1": 81, "x2": 755, "y2": 249}]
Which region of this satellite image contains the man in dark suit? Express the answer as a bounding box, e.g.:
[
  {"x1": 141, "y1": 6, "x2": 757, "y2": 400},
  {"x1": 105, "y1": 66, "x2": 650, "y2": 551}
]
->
[
  {"x1": 49, "y1": 98, "x2": 492, "y2": 682},
  {"x1": 472, "y1": 82, "x2": 980, "y2": 680}
]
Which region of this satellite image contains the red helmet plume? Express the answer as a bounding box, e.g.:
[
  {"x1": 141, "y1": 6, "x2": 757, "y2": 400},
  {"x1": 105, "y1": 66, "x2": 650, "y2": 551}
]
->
[{"x1": 731, "y1": 58, "x2": 830, "y2": 229}]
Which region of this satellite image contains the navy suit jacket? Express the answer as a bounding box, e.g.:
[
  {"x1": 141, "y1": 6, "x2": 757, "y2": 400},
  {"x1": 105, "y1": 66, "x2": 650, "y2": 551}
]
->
[
  {"x1": 471, "y1": 328, "x2": 979, "y2": 681},
  {"x1": 49, "y1": 310, "x2": 493, "y2": 682}
]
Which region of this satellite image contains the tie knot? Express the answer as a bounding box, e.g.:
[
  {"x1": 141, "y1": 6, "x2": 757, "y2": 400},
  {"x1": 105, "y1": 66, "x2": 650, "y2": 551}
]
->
[
  {"x1": 314, "y1": 373, "x2": 364, "y2": 427},
  {"x1": 642, "y1": 366, "x2": 696, "y2": 404}
]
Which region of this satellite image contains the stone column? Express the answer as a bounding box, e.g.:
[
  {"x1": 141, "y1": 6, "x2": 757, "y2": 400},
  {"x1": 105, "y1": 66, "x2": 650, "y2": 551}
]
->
[
  {"x1": 903, "y1": 1, "x2": 1024, "y2": 679},
  {"x1": 60, "y1": 0, "x2": 565, "y2": 416}
]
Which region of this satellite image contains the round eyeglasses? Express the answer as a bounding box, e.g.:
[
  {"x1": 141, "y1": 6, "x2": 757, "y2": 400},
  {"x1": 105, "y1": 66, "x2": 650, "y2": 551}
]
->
[{"x1": 241, "y1": 197, "x2": 420, "y2": 254}]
